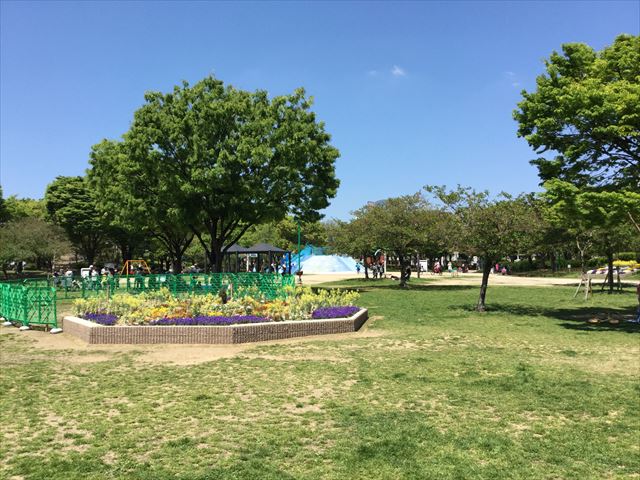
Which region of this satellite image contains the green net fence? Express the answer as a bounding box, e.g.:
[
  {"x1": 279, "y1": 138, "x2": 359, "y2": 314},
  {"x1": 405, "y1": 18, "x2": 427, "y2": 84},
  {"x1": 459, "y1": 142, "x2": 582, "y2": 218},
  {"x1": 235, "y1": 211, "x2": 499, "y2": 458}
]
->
[
  {"x1": 25, "y1": 273, "x2": 295, "y2": 300},
  {"x1": 1, "y1": 273, "x2": 294, "y2": 329},
  {"x1": 0, "y1": 283, "x2": 57, "y2": 328}
]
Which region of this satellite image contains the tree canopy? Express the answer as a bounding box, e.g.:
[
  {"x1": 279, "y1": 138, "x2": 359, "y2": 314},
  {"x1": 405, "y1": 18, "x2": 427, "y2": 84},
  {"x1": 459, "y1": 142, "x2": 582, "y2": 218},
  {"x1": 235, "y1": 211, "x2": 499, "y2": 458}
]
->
[
  {"x1": 3, "y1": 195, "x2": 46, "y2": 221},
  {"x1": 240, "y1": 216, "x2": 328, "y2": 252},
  {"x1": 0, "y1": 217, "x2": 71, "y2": 277},
  {"x1": 543, "y1": 179, "x2": 639, "y2": 291},
  {"x1": 89, "y1": 139, "x2": 193, "y2": 272},
  {"x1": 327, "y1": 194, "x2": 450, "y2": 286},
  {"x1": 44, "y1": 176, "x2": 105, "y2": 265},
  {"x1": 426, "y1": 186, "x2": 539, "y2": 311},
  {"x1": 101, "y1": 76, "x2": 339, "y2": 272},
  {"x1": 514, "y1": 34, "x2": 639, "y2": 190}
]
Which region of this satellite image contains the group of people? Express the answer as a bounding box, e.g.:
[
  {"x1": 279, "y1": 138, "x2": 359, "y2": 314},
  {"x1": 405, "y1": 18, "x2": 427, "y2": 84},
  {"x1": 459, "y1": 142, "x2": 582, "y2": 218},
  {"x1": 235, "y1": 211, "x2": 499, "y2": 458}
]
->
[
  {"x1": 494, "y1": 263, "x2": 509, "y2": 275},
  {"x1": 246, "y1": 262, "x2": 288, "y2": 274},
  {"x1": 355, "y1": 262, "x2": 385, "y2": 278},
  {"x1": 432, "y1": 261, "x2": 468, "y2": 275}
]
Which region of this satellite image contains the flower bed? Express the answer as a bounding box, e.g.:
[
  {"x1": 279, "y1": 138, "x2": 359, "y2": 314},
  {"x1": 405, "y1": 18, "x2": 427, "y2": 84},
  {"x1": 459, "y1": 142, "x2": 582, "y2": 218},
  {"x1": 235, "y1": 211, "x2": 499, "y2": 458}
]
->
[
  {"x1": 149, "y1": 315, "x2": 269, "y2": 326},
  {"x1": 312, "y1": 306, "x2": 360, "y2": 319},
  {"x1": 63, "y1": 307, "x2": 369, "y2": 344},
  {"x1": 83, "y1": 313, "x2": 118, "y2": 326},
  {"x1": 75, "y1": 286, "x2": 360, "y2": 327}
]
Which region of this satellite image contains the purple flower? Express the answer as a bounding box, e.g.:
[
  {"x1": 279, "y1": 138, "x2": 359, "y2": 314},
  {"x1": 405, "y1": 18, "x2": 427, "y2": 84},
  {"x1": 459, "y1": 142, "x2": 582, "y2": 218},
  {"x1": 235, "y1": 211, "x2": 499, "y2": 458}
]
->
[
  {"x1": 150, "y1": 315, "x2": 270, "y2": 326},
  {"x1": 83, "y1": 312, "x2": 118, "y2": 325},
  {"x1": 311, "y1": 306, "x2": 360, "y2": 319}
]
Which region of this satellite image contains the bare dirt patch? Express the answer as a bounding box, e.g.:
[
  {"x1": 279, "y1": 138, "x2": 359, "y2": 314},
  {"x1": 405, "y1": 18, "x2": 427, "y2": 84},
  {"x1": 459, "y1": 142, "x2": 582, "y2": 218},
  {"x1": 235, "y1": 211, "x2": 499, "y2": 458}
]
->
[
  {"x1": 1, "y1": 324, "x2": 384, "y2": 366},
  {"x1": 239, "y1": 353, "x2": 349, "y2": 363},
  {"x1": 284, "y1": 403, "x2": 322, "y2": 414},
  {"x1": 419, "y1": 272, "x2": 579, "y2": 287},
  {"x1": 302, "y1": 271, "x2": 582, "y2": 287}
]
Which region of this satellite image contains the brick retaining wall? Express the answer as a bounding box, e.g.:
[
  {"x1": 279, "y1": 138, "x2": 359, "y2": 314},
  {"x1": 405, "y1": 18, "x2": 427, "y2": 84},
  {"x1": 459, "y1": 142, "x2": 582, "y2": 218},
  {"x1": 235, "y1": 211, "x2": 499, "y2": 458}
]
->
[{"x1": 62, "y1": 309, "x2": 368, "y2": 344}]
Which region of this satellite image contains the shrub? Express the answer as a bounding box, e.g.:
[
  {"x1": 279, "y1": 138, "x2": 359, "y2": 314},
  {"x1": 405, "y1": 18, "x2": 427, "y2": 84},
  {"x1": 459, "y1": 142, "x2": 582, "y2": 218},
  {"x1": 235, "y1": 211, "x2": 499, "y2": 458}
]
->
[{"x1": 616, "y1": 252, "x2": 639, "y2": 262}]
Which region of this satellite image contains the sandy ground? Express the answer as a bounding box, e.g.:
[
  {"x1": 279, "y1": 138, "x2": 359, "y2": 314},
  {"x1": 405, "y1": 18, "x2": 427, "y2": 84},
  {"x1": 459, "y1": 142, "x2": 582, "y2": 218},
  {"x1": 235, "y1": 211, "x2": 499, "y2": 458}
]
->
[
  {"x1": 302, "y1": 271, "x2": 582, "y2": 286},
  {"x1": 0, "y1": 321, "x2": 384, "y2": 366}
]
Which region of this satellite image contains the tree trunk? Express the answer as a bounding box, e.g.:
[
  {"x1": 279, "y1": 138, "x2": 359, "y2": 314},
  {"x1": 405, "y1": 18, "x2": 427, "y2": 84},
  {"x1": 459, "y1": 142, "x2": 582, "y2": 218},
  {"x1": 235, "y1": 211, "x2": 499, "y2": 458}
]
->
[
  {"x1": 205, "y1": 241, "x2": 224, "y2": 273},
  {"x1": 399, "y1": 254, "x2": 408, "y2": 288},
  {"x1": 172, "y1": 255, "x2": 183, "y2": 275},
  {"x1": 416, "y1": 254, "x2": 421, "y2": 279},
  {"x1": 551, "y1": 251, "x2": 558, "y2": 273},
  {"x1": 476, "y1": 258, "x2": 492, "y2": 312},
  {"x1": 119, "y1": 242, "x2": 133, "y2": 263},
  {"x1": 606, "y1": 251, "x2": 615, "y2": 294}
]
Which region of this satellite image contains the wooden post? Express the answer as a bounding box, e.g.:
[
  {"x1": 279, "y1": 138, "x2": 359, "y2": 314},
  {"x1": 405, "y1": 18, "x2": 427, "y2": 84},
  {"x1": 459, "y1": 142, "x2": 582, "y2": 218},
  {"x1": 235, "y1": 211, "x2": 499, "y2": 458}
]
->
[
  {"x1": 574, "y1": 274, "x2": 585, "y2": 298},
  {"x1": 585, "y1": 274, "x2": 592, "y2": 300}
]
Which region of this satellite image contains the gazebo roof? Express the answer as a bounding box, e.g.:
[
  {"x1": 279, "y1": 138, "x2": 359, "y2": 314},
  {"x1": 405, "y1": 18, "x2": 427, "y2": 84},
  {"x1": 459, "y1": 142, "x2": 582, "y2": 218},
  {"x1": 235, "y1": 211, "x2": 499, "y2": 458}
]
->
[
  {"x1": 247, "y1": 243, "x2": 288, "y2": 253},
  {"x1": 224, "y1": 244, "x2": 250, "y2": 253}
]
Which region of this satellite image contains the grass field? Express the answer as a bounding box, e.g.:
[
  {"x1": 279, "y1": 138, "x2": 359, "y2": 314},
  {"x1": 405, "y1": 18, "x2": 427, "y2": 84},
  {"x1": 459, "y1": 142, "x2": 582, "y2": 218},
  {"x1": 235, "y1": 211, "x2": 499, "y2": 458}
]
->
[{"x1": 1, "y1": 282, "x2": 639, "y2": 479}]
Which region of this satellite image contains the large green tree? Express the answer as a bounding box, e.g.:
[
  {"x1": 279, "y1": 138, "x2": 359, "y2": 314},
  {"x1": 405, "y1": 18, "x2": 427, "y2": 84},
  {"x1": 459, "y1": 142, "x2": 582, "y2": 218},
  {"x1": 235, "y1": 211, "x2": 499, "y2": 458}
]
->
[
  {"x1": 544, "y1": 180, "x2": 640, "y2": 292},
  {"x1": 325, "y1": 217, "x2": 378, "y2": 279},
  {"x1": 331, "y1": 194, "x2": 438, "y2": 286},
  {"x1": 426, "y1": 186, "x2": 540, "y2": 311},
  {"x1": 514, "y1": 34, "x2": 639, "y2": 189},
  {"x1": 44, "y1": 176, "x2": 105, "y2": 265},
  {"x1": 122, "y1": 76, "x2": 340, "y2": 272}
]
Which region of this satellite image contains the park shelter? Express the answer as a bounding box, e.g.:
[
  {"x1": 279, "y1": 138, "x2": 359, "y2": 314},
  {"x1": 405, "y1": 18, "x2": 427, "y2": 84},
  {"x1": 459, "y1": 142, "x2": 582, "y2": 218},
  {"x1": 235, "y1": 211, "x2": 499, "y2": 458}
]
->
[
  {"x1": 222, "y1": 244, "x2": 250, "y2": 272},
  {"x1": 247, "y1": 243, "x2": 290, "y2": 273},
  {"x1": 222, "y1": 243, "x2": 291, "y2": 273}
]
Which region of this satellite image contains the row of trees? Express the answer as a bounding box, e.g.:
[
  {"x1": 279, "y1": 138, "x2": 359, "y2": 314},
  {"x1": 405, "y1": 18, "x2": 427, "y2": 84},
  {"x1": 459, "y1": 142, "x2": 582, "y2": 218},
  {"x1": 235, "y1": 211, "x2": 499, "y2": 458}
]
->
[
  {"x1": 1, "y1": 77, "x2": 340, "y2": 275},
  {"x1": 326, "y1": 186, "x2": 639, "y2": 310},
  {"x1": 0, "y1": 186, "x2": 71, "y2": 276}
]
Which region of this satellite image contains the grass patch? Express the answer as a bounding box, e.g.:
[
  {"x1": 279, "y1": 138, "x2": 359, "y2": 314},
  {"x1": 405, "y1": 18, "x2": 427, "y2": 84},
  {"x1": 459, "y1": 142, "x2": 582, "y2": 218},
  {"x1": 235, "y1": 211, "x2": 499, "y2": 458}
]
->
[{"x1": 1, "y1": 284, "x2": 638, "y2": 479}]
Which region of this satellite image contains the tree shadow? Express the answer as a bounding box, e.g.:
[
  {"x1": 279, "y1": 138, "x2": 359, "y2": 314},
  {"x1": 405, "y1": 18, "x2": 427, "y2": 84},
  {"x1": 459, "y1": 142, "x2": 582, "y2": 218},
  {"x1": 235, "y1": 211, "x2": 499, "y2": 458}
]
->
[
  {"x1": 314, "y1": 283, "x2": 477, "y2": 293},
  {"x1": 485, "y1": 303, "x2": 639, "y2": 334}
]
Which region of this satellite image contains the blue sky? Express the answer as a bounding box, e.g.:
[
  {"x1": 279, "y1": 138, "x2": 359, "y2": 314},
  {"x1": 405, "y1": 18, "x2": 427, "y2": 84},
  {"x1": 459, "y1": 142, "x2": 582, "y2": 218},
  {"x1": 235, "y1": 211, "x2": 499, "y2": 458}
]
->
[{"x1": 1, "y1": 1, "x2": 638, "y2": 219}]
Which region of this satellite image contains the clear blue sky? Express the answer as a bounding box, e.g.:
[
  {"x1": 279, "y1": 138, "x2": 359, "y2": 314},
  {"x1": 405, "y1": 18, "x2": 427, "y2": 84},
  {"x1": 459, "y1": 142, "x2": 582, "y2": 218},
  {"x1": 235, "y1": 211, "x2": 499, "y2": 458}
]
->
[{"x1": 1, "y1": 1, "x2": 638, "y2": 219}]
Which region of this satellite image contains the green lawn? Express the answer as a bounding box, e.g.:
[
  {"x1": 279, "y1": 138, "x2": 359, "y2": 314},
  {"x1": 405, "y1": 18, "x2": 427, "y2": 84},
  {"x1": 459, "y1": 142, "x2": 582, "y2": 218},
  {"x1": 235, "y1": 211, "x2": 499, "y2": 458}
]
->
[{"x1": 1, "y1": 283, "x2": 638, "y2": 479}]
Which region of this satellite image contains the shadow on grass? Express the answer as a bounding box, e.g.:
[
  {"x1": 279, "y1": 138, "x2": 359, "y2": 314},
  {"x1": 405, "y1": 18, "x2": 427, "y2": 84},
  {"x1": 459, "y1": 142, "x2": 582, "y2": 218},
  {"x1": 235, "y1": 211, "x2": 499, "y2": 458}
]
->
[
  {"x1": 484, "y1": 303, "x2": 640, "y2": 334},
  {"x1": 319, "y1": 280, "x2": 634, "y2": 294},
  {"x1": 315, "y1": 283, "x2": 477, "y2": 293}
]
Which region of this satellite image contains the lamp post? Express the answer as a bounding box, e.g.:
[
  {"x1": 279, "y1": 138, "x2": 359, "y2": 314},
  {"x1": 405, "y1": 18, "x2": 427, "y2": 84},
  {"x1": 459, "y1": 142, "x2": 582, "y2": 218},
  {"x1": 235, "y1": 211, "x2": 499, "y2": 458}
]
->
[{"x1": 297, "y1": 222, "x2": 301, "y2": 273}]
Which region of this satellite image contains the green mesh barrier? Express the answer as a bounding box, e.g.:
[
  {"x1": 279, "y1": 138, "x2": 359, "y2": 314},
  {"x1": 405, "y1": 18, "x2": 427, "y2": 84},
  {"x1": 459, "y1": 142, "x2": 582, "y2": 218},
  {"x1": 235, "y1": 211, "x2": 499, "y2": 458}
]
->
[
  {"x1": 1, "y1": 274, "x2": 292, "y2": 328},
  {"x1": 0, "y1": 283, "x2": 57, "y2": 328}
]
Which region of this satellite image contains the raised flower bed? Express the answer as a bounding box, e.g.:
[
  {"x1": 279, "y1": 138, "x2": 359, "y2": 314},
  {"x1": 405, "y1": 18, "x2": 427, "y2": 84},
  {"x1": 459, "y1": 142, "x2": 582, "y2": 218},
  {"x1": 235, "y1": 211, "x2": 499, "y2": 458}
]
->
[{"x1": 62, "y1": 287, "x2": 368, "y2": 344}]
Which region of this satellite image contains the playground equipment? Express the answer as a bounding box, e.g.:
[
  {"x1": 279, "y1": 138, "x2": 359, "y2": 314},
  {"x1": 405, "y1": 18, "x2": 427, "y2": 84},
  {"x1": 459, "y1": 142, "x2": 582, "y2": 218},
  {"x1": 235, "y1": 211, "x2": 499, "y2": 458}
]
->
[
  {"x1": 120, "y1": 259, "x2": 151, "y2": 275},
  {"x1": 289, "y1": 245, "x2": 360, "y2": 274}
]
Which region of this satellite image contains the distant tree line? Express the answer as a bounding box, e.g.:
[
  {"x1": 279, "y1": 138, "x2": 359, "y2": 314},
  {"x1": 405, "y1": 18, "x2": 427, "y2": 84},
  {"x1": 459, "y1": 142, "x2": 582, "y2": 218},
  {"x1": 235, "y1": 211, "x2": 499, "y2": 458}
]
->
[{"x1": 1, "y1": 35, "x2": 637, "y2": 307}]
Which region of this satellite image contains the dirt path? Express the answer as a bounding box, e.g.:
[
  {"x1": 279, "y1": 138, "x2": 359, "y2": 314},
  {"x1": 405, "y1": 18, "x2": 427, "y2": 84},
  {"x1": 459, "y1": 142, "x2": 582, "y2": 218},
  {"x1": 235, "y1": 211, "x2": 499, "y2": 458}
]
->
[
  {"x1": 302, "y1": 271, "x2": 582, "y2": 287},
  {"x1": 0, "y1": 324, "x2": 382, "y2": 366}
]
